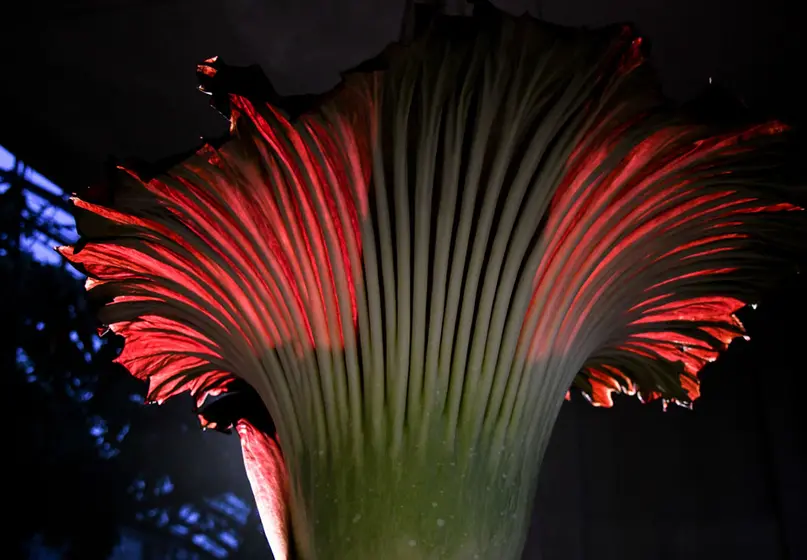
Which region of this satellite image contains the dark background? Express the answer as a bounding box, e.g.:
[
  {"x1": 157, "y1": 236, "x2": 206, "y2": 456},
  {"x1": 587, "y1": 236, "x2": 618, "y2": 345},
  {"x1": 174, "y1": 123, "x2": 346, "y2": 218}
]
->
[{"x1": 1, "y1": 1, "x2": 805, "y2": 558}]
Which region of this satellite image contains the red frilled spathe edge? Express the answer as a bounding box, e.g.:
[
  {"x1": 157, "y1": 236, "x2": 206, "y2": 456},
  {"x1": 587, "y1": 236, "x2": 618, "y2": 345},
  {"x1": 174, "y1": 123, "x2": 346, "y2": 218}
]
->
[
  {"x1": 544, "y1": 121, "x2": 801, "y2": 408},
  {"x1": 58, "y1": 91, "x2": 373, "y2": 408},
  {"x1": 60, "y1": 22, "x2": 802, "y2": 418}
]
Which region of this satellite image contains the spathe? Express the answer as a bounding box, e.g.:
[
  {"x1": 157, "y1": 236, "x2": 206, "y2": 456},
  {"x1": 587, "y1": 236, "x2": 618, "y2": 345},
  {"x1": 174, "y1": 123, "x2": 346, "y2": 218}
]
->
[{"x1": 63, "y1": 5, "x2": 804, "y2": 558}]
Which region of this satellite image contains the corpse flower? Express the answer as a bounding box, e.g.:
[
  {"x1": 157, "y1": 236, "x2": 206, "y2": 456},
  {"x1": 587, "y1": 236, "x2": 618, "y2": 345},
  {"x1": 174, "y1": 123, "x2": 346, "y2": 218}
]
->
[{"x1": 61, "y1": 4, "x2": 804, "y2": 559}]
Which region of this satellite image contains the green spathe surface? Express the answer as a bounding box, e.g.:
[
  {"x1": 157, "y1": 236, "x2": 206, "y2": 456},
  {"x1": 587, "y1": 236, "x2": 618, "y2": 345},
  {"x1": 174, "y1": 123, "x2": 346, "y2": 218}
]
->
[{"x1": 285, "y1": 415, "x2": 559, "y2": 560}]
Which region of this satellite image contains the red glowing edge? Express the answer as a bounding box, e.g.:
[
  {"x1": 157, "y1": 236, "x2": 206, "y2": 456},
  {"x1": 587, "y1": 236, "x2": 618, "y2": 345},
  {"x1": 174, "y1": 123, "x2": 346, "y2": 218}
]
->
[{"x1": 60, "y1": 21, "x2": 801, "y2": 418}]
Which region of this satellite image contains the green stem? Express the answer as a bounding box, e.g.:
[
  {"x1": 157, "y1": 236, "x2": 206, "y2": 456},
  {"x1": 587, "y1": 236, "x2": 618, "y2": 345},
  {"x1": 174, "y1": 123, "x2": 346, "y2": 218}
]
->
[{"x1": 283, "y1": 411, "x2": 560, "y2": 559}]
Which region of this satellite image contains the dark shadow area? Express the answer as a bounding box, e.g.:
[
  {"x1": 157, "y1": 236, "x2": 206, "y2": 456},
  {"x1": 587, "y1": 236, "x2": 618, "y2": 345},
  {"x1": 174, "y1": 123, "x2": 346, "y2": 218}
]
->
[
  {"x1": 1, "y1": 160, "x2": 272, "y2": 558},
  {"x1": 530, "y1": 270, "x2": 807, "y2": 559}
]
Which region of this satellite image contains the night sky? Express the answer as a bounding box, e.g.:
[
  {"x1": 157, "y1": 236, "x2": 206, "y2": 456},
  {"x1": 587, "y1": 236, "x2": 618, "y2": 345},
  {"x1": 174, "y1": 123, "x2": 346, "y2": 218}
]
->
[{"x1": 0, "y1": 0, "x2": 803, "y2": 191}]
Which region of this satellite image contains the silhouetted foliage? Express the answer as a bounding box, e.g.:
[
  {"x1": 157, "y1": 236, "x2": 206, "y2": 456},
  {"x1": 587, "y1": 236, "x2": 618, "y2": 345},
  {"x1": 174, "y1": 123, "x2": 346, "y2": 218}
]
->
[{"x1": 2, "y1": 164, "x2": 269, "y2": 559}]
